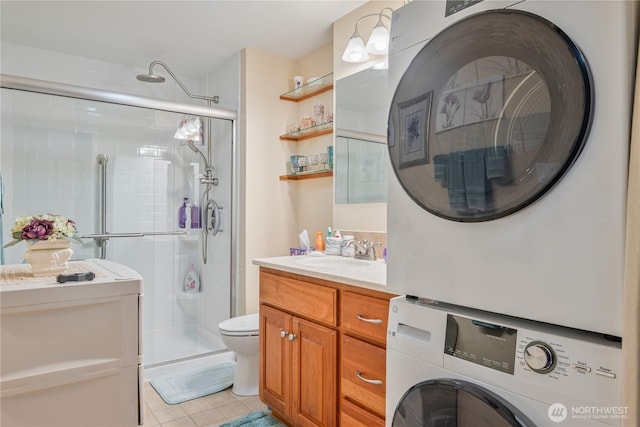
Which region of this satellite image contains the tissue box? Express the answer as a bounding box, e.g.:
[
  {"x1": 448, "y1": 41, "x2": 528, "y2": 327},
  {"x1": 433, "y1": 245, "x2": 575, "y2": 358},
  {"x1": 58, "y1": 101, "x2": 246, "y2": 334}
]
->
[{"x1": 290, "y1": 247, "x2": 307, "y2": 256}]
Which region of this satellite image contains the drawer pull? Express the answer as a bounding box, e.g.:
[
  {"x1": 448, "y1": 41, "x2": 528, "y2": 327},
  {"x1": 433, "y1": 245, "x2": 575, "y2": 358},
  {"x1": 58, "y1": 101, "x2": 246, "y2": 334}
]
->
[
  {"x1": 356, "y1": 314, "x2": 383, "y2": 324},
  {"x1": 280, "y1": 330, "x2": 288, "y2": 338},
  {"x1": 356, "y1": 370, "x2": 383, "y2": 385},
  {"x1": 288, "y1": 333, "x2": 297, "y2": 341}
]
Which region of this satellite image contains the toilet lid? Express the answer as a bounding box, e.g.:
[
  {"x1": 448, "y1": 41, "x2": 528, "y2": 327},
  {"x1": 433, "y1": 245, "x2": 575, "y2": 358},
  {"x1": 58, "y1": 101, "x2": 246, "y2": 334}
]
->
[{"x1": 218, "y1": 313, "x2": 259, "y2": 334}]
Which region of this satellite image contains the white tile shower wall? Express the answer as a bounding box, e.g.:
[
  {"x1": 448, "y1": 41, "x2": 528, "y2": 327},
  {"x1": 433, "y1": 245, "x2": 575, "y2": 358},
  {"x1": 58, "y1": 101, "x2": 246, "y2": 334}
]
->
[{"x1": 1, "y1": 93, "x2": 98, "y2": 263}]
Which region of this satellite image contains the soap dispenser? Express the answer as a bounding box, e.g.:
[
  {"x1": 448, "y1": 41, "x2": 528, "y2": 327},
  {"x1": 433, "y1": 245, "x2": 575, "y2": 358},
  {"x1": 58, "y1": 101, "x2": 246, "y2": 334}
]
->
[
  {"x1": 179, "y1": 198, "x2": 189, "y2": 228},
  {"x1": 191, "y1": 203, "x2": 200, "y2": 229},
  {"x1": 315, "y1": 231, "x2": 325, "y2": 252}
]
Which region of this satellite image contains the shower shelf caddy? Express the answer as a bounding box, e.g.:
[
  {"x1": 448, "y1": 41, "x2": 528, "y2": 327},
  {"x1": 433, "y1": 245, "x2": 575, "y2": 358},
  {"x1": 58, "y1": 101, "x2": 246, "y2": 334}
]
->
[{"x1": 279, "y1": 72, "x2": 334, "y2": 181}]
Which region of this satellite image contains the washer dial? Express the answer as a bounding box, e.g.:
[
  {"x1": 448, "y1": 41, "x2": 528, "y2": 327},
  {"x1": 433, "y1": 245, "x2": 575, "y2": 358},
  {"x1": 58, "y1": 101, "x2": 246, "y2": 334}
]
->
[{"x1": 524, "y1": 341, "x2": 556, "y2": 373}]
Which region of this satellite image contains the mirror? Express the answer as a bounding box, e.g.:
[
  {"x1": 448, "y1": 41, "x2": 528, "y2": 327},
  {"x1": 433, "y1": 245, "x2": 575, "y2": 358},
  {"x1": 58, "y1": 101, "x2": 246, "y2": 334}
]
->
[
  {"x1": 335, "y1": 134, "x2": 387, "y2": 203},
  {"x1": 335, "y1": 67, "x2": 389, "y2": 204}
]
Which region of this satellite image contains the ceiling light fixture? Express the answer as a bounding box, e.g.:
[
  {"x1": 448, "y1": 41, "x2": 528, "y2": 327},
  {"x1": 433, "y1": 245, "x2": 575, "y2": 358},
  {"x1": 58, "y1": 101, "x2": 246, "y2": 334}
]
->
[{"x1": 342, "y1": 8, "x2": 393, "y2": 63}]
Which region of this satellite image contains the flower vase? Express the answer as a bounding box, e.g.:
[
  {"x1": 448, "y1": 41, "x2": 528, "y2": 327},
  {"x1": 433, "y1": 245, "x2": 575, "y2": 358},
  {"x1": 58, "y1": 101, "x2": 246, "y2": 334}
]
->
[{"x1": 24, "y1": 240, "x2": 73, "y2": 277}]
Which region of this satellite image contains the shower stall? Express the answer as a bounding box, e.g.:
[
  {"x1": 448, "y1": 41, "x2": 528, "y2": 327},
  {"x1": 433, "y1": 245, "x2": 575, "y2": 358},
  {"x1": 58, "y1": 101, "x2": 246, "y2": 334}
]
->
[{"x1": 0, "y1": 74, "x2": 238, "y2": 369}]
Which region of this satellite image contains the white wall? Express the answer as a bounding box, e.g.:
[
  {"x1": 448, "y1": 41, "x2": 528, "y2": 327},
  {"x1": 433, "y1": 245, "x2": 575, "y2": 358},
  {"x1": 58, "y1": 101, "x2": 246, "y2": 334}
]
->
[{"x1": 241, "y1": 45, "x2": 334, "y2": 313}]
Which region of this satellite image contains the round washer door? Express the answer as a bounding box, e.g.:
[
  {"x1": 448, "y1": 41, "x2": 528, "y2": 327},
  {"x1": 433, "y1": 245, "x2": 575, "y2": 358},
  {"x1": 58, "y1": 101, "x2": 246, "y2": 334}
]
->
[
  {"x1": 388, "y1": 9, "x2": 593, "y2": 222},
  {"x1": 393, "y1": 379, "x2": 535, "y2": 427}
]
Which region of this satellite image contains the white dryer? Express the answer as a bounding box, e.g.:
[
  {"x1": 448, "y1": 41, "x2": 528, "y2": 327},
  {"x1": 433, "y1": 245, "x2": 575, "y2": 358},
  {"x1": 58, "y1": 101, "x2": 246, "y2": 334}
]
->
[
  {"x1": 386, "y1": 0, "x2": 638, "y2": 336},
  {"x1": 386, "y1": 296, "x2": 624, "y2": 426}
]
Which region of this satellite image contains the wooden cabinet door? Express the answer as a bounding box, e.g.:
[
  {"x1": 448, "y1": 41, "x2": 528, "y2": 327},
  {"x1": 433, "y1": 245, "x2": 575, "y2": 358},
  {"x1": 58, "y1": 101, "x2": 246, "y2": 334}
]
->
[
  {"x1": 259, "y1": 305, "x2": 292, "y2": 418},
  {"x1": 291, "y1": 317, "x2": 337, "y2": 427}
]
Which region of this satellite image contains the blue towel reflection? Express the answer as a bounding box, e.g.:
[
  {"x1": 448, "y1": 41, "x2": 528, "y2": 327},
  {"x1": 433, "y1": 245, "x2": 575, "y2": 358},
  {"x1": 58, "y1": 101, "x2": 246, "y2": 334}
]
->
[{"x1": 433, "y1": 146, "x2": 509, "y2": 213}]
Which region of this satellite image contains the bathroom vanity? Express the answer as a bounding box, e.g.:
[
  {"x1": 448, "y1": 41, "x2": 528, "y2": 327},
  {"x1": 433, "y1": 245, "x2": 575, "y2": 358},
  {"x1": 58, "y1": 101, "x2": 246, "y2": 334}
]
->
[{"x1": 253, "y1": 256, "x2": 394, "y2": 426}]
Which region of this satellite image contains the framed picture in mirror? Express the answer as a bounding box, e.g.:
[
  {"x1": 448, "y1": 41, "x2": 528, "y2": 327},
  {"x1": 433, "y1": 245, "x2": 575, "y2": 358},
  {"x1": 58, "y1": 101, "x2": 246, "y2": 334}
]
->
[{"x1": 398, "y1": 90, "x2": 433, "y2": 169}]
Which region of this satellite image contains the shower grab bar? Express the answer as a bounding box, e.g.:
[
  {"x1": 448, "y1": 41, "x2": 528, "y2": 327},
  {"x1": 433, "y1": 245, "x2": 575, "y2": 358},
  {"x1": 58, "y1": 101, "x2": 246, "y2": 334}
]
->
[
  {"x1": 93, "y1": 154, "x2": 191, "y2": 259},
  {"x1": 82, "y1": 233, "x2": 145, "y2": 239},
  {"x1": 82, "y1": 231, "x2": 189, "y2": 239},
  {"x1": 97, "y1": 154, "x2": 109, "y2": 259},
  {"x1": 142, "y1": 231, "x2": 190, "y2": 236}
]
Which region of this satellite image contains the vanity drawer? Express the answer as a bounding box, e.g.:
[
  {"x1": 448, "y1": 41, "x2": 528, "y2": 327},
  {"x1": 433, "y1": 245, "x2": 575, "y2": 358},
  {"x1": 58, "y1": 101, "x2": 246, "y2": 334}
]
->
[
  {"x1": 341, "y1": 335, "x2": 385, "y2": 417},
  {"x1": 341, "y1": 291, "x2": 389, "y2": 345},
  {"x1": 260, "y1": 271, "x2": 337, "y2": 326},
  {"x1": 340, "y1": 398, "x2": 384, "y2": 427}
]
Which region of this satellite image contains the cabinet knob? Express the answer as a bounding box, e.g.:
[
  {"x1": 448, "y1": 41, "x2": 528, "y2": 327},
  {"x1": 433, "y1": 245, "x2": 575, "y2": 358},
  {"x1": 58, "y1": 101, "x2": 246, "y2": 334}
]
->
[
  {"x1": 288, "y1": 333, "x2": 297, "y2": 341},
  {"x1": 356, "y1": 370, "x2": 383, "y2": 385},
  {"x1": 280, "y1": 330, "x2": 288, "y2": 338},
  {"x1": 356, "y1": 314, "x2": 383, "y2": 324}
]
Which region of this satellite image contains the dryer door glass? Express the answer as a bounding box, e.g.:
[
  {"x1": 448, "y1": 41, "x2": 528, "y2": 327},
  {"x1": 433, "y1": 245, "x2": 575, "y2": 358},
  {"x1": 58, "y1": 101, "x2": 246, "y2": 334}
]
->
[
  {"x1": 388, "y1": 10, "x2": 592, "y2": 222},
  {"x1": 392, "y1": 379, "x2": 535, "y2": 427}
]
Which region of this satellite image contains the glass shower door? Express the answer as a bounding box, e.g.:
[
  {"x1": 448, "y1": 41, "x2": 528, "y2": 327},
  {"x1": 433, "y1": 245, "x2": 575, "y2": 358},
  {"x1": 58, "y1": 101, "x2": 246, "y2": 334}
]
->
[{"x1": 1, "y1": 87, "x2": 231, "y2": 367}]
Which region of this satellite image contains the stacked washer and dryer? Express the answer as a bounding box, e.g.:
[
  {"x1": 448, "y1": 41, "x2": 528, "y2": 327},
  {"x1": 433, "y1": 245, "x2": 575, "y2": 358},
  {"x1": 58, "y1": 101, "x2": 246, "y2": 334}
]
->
[{"x1": 385, "y1": 1, "x2": 637, "y2": 425}]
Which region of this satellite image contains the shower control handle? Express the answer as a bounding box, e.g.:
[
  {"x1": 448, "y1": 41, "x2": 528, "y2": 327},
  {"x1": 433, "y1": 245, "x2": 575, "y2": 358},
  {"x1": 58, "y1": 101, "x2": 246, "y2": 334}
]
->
[{"x1": 206, "y1": 199, "x2": 223, "y2": 236}]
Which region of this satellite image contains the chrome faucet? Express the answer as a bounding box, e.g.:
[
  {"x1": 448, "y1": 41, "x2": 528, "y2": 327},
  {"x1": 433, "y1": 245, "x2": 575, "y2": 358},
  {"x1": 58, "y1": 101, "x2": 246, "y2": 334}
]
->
[{"x1": 346, "y1": 239, "x2": 381, "y2": 261}]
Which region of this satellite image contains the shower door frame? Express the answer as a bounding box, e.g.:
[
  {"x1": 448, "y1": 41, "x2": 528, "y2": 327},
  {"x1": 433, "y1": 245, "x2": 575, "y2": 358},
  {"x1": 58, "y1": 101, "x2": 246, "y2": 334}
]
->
[{"x1": 0, "y1": 73, "x2": 239, "y2": 319}]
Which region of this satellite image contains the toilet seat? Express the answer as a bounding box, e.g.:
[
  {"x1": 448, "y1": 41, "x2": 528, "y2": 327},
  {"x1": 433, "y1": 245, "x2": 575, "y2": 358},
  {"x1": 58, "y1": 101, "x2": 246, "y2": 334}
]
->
[{"x1": 218, "y1": 313, "x2": 259, "y2": 336}]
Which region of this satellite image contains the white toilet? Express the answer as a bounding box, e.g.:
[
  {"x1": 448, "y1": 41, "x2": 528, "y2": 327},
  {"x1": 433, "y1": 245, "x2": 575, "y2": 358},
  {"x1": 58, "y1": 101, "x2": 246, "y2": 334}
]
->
[{"x1": 218, "y1": 313, "x2": 259, "y2": 396}]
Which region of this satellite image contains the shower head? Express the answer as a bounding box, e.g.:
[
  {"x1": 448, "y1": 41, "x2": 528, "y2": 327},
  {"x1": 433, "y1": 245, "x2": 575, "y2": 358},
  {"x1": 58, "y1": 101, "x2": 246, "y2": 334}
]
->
[
  {"x1": 187, "y1": 141, "x2": 214, "y2": 176},
  {"x1": 136, "y1": 73, "x2": 165, "y2": 83},
  {"x1": 186, "y1": 142, "x2": 201, "y2": 154},
  {"x1": 136, "y1": 60, "x2": 219, "y2": 104}
]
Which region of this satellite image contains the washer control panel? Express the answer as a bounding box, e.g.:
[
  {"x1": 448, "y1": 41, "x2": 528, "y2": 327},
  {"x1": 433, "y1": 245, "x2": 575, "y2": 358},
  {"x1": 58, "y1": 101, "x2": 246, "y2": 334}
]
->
[
  {"x1": 523, "y1": 341, "x2": 556, "y2": 373},
  {"x1": 516, "y1": 333, "x2": 620, "y2": 384}
]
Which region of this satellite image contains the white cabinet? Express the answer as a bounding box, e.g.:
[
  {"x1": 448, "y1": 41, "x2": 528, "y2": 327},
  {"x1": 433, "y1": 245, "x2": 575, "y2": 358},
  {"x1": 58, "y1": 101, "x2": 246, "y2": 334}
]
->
[{"x1": 0, "y1": 259, "x2": 144, "y2": 427}]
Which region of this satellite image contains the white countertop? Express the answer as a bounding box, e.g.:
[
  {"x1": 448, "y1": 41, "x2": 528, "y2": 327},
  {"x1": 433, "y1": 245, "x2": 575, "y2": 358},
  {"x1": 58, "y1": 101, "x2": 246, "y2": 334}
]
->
[
  {"x1": 253, "y1": 255, "x2": 391, "y2": 294},
  {"x1": 0, "y1": 259, "x2": 143, "y2": 308}
]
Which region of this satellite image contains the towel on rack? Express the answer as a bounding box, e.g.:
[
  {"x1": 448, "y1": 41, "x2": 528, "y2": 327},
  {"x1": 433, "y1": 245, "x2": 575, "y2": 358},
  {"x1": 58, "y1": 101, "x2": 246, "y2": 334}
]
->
[
  {"x1": 432, "y1": 146, "x2": 509, "y2": 213},
  {"x1": 446, "y1": 151, "x2": 467, "y2": 210},
  {"x1": 463, "y1": 148, "x2": 487, "y2": 211}
]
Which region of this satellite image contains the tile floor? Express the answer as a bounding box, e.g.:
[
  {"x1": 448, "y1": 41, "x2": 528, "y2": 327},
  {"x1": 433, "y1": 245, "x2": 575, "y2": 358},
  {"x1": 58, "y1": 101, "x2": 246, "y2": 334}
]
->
[{"x1": 143, "y1": 382, "x2": 270, "y2": 427}]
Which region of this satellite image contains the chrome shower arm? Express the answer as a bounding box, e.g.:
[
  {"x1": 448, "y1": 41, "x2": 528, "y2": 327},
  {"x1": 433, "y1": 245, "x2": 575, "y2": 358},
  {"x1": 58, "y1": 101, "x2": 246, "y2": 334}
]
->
[{"x1": 148, "y1": 61, "x2": 219, "y2": 104}]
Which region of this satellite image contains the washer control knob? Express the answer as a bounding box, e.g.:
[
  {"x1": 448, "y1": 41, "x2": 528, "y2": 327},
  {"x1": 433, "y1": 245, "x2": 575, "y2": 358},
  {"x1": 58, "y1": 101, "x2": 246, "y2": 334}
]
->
[{"x1": 524, "y1": 341, "x2": 556, "y2": 373}]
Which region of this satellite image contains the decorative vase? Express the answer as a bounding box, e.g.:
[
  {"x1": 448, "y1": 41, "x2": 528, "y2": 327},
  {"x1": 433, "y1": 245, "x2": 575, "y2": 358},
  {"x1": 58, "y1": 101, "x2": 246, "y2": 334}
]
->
[{"x1": 24, "y1": 240, "x2": 73, "y2": 277}]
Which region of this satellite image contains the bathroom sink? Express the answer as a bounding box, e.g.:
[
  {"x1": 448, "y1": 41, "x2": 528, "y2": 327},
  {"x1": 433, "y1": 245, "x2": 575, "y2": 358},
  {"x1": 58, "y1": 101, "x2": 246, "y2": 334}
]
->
[{"x1": 295, "y1": 257, "x2": 371, "y2": 267}]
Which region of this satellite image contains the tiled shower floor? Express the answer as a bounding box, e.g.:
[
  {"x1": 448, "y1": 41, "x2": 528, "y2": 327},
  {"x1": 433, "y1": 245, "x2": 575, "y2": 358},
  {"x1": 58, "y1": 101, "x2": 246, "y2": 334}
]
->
[{"x1": 143, "y1": 382, "x2": 269, "y2": 427}]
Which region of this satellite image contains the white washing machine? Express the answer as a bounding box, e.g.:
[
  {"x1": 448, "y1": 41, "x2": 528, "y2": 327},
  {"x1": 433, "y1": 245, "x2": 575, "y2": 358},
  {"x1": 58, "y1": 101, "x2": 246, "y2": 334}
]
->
[
  {"x1": 386, "y1": 0, "x2": 638, "y2": 336},
  {"x1": 386, "y1": 296, "x2": 624, "y2": 426}
]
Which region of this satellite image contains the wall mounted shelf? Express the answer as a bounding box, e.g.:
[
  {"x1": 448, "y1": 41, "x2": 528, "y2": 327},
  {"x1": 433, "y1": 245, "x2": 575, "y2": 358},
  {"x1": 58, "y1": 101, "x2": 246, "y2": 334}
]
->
[
  {"x1": 280, "y1": 72, "x2": 334, "y2": 102},
  {"x1": 279, "y1": 170, "x2": 333, "y2": 181},
  {"x1": 280, "y1": 121, "x2": 333, "y2": 141}
]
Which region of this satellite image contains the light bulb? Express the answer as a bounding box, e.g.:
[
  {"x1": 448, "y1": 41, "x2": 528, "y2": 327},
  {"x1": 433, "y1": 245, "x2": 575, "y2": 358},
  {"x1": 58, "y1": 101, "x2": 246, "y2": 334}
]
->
[
  {"x1": 366, "y1": 24, "x2": 390, "y2": 55},
  {"x1": 342, "y1": 34, "x2": 369, "y2": 63}
]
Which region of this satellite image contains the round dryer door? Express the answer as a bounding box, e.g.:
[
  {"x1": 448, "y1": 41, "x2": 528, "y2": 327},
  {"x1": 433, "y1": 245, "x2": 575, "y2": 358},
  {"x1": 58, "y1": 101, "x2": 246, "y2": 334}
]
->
[
  {"x1": 392, "y1": 379, "x2": 535, "y2": 427},
  {"x1": 388, "y1": 9, "x2": 593, "y2": 222}
]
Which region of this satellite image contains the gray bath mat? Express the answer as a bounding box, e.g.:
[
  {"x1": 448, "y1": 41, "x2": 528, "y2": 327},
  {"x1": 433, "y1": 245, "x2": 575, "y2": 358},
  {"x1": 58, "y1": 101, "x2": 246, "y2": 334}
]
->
[
  {"x1": 221, "y1": 411, "x2": 286, "y2": 427},
  {"x1": 150, "y1": 361, "x2": 236, "y2": 404}
]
